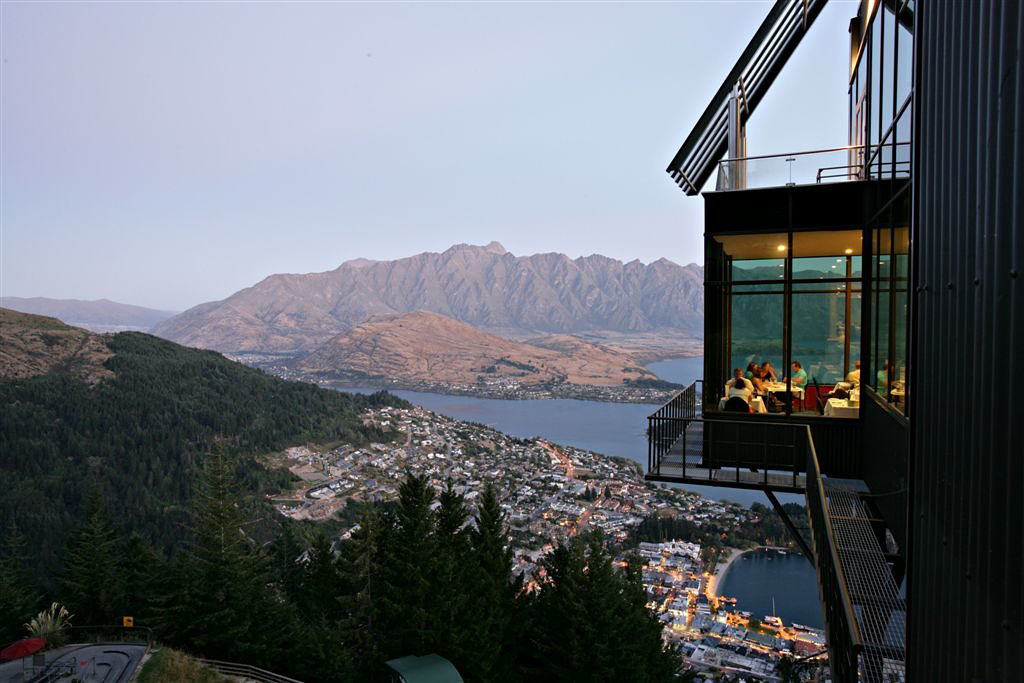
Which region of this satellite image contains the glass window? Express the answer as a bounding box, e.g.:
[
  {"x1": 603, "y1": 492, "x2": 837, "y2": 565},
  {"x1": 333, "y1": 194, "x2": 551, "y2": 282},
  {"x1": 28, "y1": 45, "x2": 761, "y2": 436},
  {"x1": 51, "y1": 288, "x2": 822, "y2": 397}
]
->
[
  {"x1": 882, "y1": 4, "x2": 896, "y2": 132},
  {"x1": 793, "y1": 289, "x2": 849, "y2": 387},
  {"x1": 793, "y1": 230, "x2": 863, "y2": 279},
  {"x1": 711, "y1": 230, "x2": 865, "y2": 416},
  {"x1": 896, "y1": 3, "x2": 913, "y2": 110},
  {"x1": 730, "y1": 292, "x2": 784, "y2": 387},
  {"x1": 872, "y1": 228, "x2": 892, "y2": 396},
  {"x1": 895, "y1": 101, "x2": 912, "y2": 172},
  {"x1": 891, "y1": 225, "x2": 910, "y2": 413},
  {"x1": 715, "y1": 233, "x2": 788, "y2": 282},
  {"x1": 871, "y1": 12, "x2": 882, "y2": 146}
]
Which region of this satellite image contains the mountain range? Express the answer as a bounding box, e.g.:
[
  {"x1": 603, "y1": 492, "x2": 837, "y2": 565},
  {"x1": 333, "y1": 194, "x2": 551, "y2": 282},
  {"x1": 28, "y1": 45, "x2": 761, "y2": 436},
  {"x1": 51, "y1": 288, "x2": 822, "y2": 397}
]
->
[
  {"x1": 0, "y1": 296, "x2": 178, "y2": 333},
  {"x1": 152, "y1": 242, "x2": 704, "y2": 355}
]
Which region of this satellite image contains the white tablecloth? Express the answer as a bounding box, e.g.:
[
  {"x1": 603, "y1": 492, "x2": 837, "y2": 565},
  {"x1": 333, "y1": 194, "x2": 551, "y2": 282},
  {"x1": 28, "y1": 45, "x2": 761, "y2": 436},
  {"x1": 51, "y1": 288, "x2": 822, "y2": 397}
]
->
[
  {"x1": 763, "y1": 382, "x2": 805, "y2": 399},
  {"x1": 824, "y1": 398, "x2": 859, "y2": 418},
  {"x1": 718, "y1": 396, "x2": 767, "y2": 413}
]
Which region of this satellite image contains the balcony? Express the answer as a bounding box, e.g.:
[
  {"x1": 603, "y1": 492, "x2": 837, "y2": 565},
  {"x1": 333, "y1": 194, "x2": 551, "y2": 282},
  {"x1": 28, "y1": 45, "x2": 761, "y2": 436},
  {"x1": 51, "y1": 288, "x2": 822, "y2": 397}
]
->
[
  {"x1": 647, "y1": 382, "x2": 863, "y2": 492},
  {"x1": 715, "y1": 143, "x2": 910, "y2": 192},
  {"x1": 647, "y1": 386, "x2": 906, "y2": 682}
]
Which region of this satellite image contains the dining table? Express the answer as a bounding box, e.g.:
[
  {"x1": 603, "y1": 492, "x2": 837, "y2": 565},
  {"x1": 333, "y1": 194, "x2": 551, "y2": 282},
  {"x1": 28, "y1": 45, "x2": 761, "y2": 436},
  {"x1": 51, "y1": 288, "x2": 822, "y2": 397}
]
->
[{"x1": 824, "y1": 397, "x2": 860, "y2": 418}]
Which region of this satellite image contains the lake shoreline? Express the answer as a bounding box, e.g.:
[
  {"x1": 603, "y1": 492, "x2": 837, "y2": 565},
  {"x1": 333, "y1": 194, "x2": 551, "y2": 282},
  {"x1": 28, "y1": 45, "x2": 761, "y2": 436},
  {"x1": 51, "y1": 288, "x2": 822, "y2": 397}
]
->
[{"x1": 709, "y1": 547, "x2": 748, "y2": 598}]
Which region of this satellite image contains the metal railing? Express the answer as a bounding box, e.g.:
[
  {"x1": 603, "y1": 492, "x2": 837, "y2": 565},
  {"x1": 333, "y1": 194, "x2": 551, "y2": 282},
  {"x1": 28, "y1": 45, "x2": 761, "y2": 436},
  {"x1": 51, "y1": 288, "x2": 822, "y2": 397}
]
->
[
  {"x1": 196, "y1": 658, "x2": 304, "y2": 683},
  {"x1": 715, "y1": 142, "x2": 911, "y2": 191},
  {"x1": 647, "y1": 380, "x2": 702, "y2": 474},
  {"x1": 805, "y1": 426, "x2": 863, "y2": 683}
]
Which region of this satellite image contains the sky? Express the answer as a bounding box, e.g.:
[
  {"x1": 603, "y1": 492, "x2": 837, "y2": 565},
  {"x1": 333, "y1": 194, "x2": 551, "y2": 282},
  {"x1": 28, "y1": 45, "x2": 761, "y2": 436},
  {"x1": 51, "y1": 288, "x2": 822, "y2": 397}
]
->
[{"x1": 1, "y1": 0, "x2": 857, "y2": 312}]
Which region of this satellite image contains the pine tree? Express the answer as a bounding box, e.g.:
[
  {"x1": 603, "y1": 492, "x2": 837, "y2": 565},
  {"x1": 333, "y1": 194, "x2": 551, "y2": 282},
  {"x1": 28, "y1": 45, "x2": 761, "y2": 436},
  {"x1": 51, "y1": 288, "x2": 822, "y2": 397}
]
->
[
  {"x1": 115, "y1": 532, "x2": 165, "y2": 624},
  {"x1": 60, "y1": 493, "x2": 120, "y2": 626},
  {"x1": 0, "y1": 521, "x2": 41, "y2": 644},
  {"x1": 432, "y1": 480, "x2": 473, "y2": 666},
  {"x1": 161, "y1": 449, "x2": 275, "y2": 665},
  {"x1": 525, "y1": 532, "x2": 680, "y2": 682},
  {"x1": 465, "y1": 483, "x2": 519, "y2": 682},
  {"x1": 337, "y1": 502, "x2": 390, "y2": 682},
  {"x1": 268, "y1": 524, "x2": 305, "y2": 604},
  {"x1": 379, "y1": 473, "x2": 436, "y2": 657},
  {"x1": 303, "y1": 531, "x2": 343, "y2": 623}
]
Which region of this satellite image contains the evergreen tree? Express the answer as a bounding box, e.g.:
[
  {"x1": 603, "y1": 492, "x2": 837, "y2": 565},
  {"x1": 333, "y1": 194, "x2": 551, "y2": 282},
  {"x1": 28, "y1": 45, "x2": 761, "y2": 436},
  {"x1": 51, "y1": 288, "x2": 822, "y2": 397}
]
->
[
  {"x1": 268, "y1": 524, "x2": 306, "y2": 604},
  {"x1": 303, "y1": 531, "x2": 343, "y2": 623},
  {"x1": 160, "y1": 449, "x2": 280, "y2": 667},
  {"x1": 337, "y1": 502, "x2": 390, "y2": 682},
  {"x1": 60, "y1": 493, "x2": 120, "y2": 625},
  {"x1": 525, "y1": 532, "x2": 679, "y2": 682},
  {"x1": 380, "y1": 473, "x2": 436, "y2": 657},
  {"x1": 0, "y1": 521, "x2": 41, "y2": 644},
  {"x1": 432, "y1": 480, "x2": 473, "y2": 666},
  {"x1": 115, "y1": 532, "x2": 165, "y2": 624},
  {"x1": 465, "y1": 483, "x2": 519, "y2": 683}
]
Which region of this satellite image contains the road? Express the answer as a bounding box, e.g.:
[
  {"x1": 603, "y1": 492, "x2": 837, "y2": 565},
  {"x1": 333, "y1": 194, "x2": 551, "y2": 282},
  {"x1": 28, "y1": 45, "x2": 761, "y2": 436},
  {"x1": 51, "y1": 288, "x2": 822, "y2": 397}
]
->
[
  {"x1": 538, "y1": 440, "x2": 575, "y2": 479},
  {"x1": 0, "y1": 644, "x2": 146, "y2": 683}
]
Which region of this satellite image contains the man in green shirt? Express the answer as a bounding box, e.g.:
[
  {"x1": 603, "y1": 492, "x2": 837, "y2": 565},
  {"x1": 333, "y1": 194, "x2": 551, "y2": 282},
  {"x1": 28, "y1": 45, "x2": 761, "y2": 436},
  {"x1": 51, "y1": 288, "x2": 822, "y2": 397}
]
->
[{"x1": 790, "y1": 361, "x2": 808, "y2": 388}]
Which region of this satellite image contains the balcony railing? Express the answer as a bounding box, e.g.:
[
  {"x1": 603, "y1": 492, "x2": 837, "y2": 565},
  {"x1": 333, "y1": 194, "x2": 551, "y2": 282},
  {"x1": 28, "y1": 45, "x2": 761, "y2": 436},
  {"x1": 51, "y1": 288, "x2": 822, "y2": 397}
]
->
[
  {"x1": 646, "y1": 384, "x2": 862, "y2": 489},
  {"x1": 646, "y1": 380, "x2": 702, "y2": 475},
  {"x1": 805, "y1": 425, "x2": 906, "y2": 683},
  {"x1": 715, "y1": 143, "x2": 911, "y2": 192}
]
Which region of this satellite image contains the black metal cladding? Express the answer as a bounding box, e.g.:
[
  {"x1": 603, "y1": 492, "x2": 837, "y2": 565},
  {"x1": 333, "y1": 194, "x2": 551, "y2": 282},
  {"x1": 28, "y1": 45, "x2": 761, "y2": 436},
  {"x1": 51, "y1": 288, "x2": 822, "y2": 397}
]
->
[{"x1": 911, "y1": 1, "x2": 1024, "y2": 680}]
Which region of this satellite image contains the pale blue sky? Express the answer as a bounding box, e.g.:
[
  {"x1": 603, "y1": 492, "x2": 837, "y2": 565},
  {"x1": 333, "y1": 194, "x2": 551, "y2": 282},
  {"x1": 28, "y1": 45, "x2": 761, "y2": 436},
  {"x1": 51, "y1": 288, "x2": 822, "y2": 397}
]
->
[{"x1": 1, "y1": 1, "x2": 857, "y2": 311}]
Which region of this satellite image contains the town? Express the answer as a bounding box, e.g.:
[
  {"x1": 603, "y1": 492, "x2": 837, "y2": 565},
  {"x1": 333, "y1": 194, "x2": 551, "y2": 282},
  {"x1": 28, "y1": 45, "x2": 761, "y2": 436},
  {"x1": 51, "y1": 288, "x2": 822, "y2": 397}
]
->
[
  {"x1": 267, "y1": 404, "x2": 829, "y2": 681},
  {"x1": 224, "y1": 352, "x2": 681, "y2": 404}
]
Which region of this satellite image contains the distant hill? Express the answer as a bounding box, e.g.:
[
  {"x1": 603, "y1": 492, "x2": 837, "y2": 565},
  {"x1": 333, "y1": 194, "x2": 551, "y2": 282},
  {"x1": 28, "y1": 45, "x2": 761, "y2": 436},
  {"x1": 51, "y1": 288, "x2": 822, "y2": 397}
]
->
[
  {"x1": 0, "y1": 296, "x2": 178, "y2": 332},
  {"x1": 0, "y1": 308, "x2": 113, "y2": 384},
  {"x1": 0, "y1": 309, "x2": 405, "y2": 575},
  {"x1": 290, "y1": 310, "x2": 661, "y2": 388},
  {"x1": 152, "y1": 242, "x2": 704, "y2": 354}
]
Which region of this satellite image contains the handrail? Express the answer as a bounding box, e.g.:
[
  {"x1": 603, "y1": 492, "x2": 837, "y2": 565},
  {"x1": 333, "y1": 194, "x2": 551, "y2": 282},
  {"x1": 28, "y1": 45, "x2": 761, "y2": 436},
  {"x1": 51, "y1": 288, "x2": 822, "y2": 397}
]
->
[
  {"x1": 196, "y1": 658, "x2": 304, "y2": 683},
  {"x1": 804, "y1": 425, "x2": 863, "y2": 681},
  {"x1": 647, "y1": 381, "x2": 702, "y2": 474},
  {"x1": 718, "y1": 141, "x2": 909, "y2": 165}
]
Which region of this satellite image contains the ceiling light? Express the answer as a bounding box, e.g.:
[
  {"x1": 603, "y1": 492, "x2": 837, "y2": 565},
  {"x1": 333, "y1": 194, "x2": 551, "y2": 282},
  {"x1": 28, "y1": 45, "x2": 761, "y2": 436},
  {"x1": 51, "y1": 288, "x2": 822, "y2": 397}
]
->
[
  {"x1": 777, "y1": 245, "x2": 787, "y2": 251},
  {"x1": 845, "y1": 248, "x2": 854, "y2": 254}
]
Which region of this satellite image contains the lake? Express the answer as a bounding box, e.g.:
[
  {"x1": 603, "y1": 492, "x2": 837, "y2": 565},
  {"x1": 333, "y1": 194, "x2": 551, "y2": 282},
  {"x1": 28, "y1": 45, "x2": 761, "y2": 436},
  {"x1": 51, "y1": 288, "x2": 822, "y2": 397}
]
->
[
  {"x1": 334, "y1": 355, "x2": 802, "y2": 507},
  {"x1": 718, "y1": 549, "x2": 824, "y2": 628}
]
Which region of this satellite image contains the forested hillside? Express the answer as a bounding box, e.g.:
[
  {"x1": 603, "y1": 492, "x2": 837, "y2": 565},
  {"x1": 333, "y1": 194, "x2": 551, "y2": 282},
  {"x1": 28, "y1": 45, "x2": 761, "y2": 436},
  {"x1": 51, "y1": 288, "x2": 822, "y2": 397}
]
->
[{"x1": 0, "y1": 324, "x2": 405, "y2": 574}]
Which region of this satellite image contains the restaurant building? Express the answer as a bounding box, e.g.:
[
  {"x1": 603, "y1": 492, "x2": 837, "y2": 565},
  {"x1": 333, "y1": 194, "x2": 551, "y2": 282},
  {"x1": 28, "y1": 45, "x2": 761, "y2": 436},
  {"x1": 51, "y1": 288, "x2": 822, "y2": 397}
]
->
[{"x1": 646, "y1": 0, "x2": 1022, "y2": 680}]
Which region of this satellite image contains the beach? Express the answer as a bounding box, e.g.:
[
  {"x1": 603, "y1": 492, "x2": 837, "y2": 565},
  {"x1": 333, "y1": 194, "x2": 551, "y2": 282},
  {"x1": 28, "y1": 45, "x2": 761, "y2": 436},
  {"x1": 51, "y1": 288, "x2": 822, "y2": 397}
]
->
[{"x1": 708, "y1": 547, "x2": 747, "y2": 598}]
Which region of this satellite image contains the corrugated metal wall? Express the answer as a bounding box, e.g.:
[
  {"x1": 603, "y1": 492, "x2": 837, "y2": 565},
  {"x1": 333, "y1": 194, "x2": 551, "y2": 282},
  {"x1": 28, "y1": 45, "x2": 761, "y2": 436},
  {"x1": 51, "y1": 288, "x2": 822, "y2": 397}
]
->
[{"x1": 911, "y1": 1, "x2": 1023, "y2": 680}]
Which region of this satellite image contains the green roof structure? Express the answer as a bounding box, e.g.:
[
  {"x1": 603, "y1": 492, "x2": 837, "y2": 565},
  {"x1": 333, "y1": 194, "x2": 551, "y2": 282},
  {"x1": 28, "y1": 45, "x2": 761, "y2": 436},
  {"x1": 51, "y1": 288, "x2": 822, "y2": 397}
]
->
[{"x1": 384, "y1": 654, "x2": 464, "y2": 683}]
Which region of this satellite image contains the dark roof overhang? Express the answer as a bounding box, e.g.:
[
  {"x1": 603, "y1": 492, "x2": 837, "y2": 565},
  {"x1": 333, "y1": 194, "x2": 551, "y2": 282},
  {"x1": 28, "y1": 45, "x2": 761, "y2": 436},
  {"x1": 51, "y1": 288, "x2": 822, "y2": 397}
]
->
[{"x1": 666, "y1": 0, "x2": 830, "y2": 195}]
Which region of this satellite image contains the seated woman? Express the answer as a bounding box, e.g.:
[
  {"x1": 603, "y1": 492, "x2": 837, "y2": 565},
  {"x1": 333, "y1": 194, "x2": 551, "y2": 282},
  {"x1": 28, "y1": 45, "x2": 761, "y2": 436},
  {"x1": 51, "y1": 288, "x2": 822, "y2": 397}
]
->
[
  {"x1": 724, "y1": 377, "x2": 754, "y2": 412},
  {"x1": 749, "y1": 366, "x2": 766, "y2": 394},
  {"x1": 744, "y1": 362, "x2": 758, "y2": 379},
  {"x1": 728, "y1": 377, "x2": 753, "y2": 403},
  {"x1": 760, "y1": 361, "x2": 778, "y2": 382}
]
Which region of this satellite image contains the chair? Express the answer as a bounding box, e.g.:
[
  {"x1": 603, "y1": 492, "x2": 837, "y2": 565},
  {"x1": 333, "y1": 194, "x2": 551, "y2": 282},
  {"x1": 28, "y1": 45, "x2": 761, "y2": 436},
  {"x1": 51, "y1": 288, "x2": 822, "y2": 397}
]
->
[
  {"x1": 723, "y1": 396, "x2": 752, "y2": 413},
  {"x1": 812, "y1": 378, "x2": 826, "y2": 415}
]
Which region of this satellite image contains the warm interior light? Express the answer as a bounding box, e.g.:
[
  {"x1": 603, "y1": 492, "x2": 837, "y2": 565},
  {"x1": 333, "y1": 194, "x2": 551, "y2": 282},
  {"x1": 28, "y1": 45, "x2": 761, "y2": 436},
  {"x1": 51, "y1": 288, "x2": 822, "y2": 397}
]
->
[
  {"x1": 776, "y1": 245, "x2": 786, "y2": 252},
  {"x1": 845, "y1": 248, "x2": 854, "y2": 254}
]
